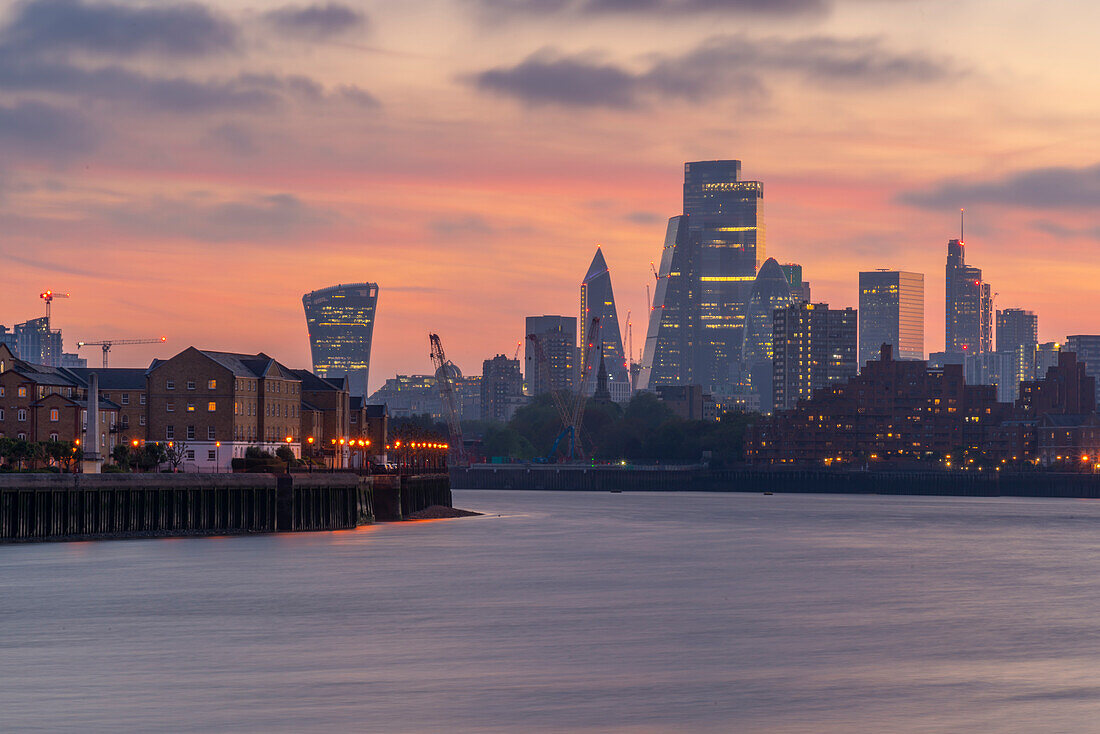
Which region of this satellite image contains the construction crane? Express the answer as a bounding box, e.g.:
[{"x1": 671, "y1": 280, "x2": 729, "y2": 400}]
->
[
  {"x1": 77, "y1": 337, "x2": 167, "y2": 368},
  {"x1": 39, "y1": 290, "x2": 69, "y2": 320},
  {"x1": 512, "y1": 341, "x2": 522, "y2": 360},
  {"x1": 429, "y1": 333, "x2": 466, "y2": 466}
]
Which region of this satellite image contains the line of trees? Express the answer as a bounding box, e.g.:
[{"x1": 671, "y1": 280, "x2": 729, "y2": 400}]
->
[
  {"x1": 395, "y1": 393, "x2": 760, "y2": 467},
  {"x1": 0, "y1": 438, "x2": 83, "y2": 472}
]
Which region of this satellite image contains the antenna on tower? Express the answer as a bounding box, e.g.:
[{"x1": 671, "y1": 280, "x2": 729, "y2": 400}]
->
[{"x1": 960, "y1": 208, "x2": 965, "y2": 243}]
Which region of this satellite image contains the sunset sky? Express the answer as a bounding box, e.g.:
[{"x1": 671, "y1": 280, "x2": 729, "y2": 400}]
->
[{"x1": 2, "y1": 0, "x2": 1099, "y2": 390}]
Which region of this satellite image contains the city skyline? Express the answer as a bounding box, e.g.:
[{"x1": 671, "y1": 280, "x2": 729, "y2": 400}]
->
[{"x1": 3, "y1": 0, "x2": 1100, "y2": 390}]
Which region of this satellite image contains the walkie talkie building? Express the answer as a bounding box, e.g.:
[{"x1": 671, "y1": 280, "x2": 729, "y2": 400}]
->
[{"x1": 302, "y1": 283, "x2": 379, "y2": 397}]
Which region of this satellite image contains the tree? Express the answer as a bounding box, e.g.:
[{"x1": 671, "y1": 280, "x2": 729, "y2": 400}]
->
[
  {"x1": 165, "y1": 441, "x2": 188, "y2": 472},
  {"x1": 137, "y1": 442, "x2": 168, "y2": 472},
  {"x1": 111, "y1": 443, "x2": 134, "y2": 472},
  {"x1": 275, "y1": 445, "x2": 295, "y2": 465}
]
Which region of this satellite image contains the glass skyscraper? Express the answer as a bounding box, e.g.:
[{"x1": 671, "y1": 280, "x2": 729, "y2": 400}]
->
[
  {"x1": 858, "y1": 270, "x2": 925, "y2": 367},
  {"x1": 996, "y1": 308, "x2": 1038, "y2": 399},
  {"x1": 945, "y1": 239, "x2": 992, "y2": 354},
  {"x1": 302, "y1": 283, "x2": 379, "y2": 397},
  {"x1": 580, "y1": 248, "x2": 630, "y2": 403},
  {"x1": 742, "y1": 258, "x2": 792, "y2": 406},
  {"x1": 639, "y1": 160, "x2": 763, "y2": 393}
]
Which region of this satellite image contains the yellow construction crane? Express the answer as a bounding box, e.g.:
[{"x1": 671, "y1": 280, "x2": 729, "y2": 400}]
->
[{"x1": 77, "y1": 337, "x2": 167, "y2": 368}]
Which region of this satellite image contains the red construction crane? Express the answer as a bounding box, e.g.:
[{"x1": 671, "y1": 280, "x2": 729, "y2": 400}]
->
[
  {"x1": 39, "y1": 290, "x2": 69, "y2": 320},
  {"x1": 77, "y1": 337, "x2": 167, "y2": 368},
  {"x1": 429, "y1": 333, "x2": 466, "y2": 466}
]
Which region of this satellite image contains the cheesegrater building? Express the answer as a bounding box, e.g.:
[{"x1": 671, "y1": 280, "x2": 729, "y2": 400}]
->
[
  {"x1": 302, "y1": 283, "x2": 379, "y2": 398},
  {"x1": 580, "y1": 248, "x2": 631, "y2": 403},
  {"x1": 639, "y1": 160, "x2": 764, "y2": 394}
]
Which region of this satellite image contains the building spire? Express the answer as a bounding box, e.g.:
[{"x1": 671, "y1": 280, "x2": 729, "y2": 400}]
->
[{"x1": 960, "y1": 208, "x2": 965, "y2": 243}]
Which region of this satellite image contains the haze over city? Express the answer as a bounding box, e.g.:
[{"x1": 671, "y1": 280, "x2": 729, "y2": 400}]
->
[{"x1": 3, "y1": 0, "x2": 1100, "y2": 390}]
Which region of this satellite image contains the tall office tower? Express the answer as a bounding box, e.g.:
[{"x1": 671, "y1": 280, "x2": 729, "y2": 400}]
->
[
  {"x1": 15, "y1": 317, "x2": 62, "y2": 367},
  {"x1": 996, "y1": 308, "x2": 1038, "y2": 399},
  {"x1": 0, "y1": 326, "x2": 17, "y2": 355},
  {"x1": 945, "y1": 238, "x2": 992, "y2": 354},
  {"x1": 1035, "y1": 341, "x2": 1062, "y2": 377},
  {"x1": 858, "y1": 270, "x2": 925, "y2": 367},
  {"x1": 1064, "y1": 335, "x2": 1100, "y2": 405},
  {"x1": 741, "y1": 258, "x2": 792, "y2": 406},
  {"x1": 580, "y1": 247, "x2": 630, "y2": 403},
  {"x1": 639, "y1": 160, "x2": 764, "y2": 393},
  {"x1": 302, "y1": 283, "x2": 379, "y2": 398},
  {"x1": 481, "y1": 354, "x2": 525, "y2": 423},
  {"x1": 525, "y1": 315, "x2": 577, "y2": 396},
  {"x1": 772, "y1": 303, "x2": 858, "y2": 412},
  {"x1": 964, "y1": 351, "x2": 1016, "y2": 403},
  {"x1": 779, "y1": 263, "x2": 811, "y2": 303}
]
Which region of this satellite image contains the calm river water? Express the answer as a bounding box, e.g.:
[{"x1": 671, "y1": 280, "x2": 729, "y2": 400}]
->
[{"x1": 3, "y1": 490, "x2": 1100, "y2": 732}]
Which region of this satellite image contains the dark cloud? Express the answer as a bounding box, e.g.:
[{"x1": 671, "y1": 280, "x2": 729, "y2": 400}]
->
[
  {"x1": 1031, "y1": 220, "x2": 1100, "y2": 241},
  {"x1": 104, "y1": 192, "x2": 336, "y2": 243},
  {"x1": 624, "y1": 211, "x2": 661, "y2": 225},
  {"x1": 204, "y1": 123, "x2": 258, "y2": 155},
  {"x1": 900, "y1": 164, "x2": 1100, "y2": 209},
  {"x1": 429, "y1": 214, "x2": 497, "y2": 237},
  {"x1": 0, "y1": 100, "x2": 98, "y2": 160},
  {"x1": 0, "y1": 51, "x2": 379, "y2": 113},
  {"x1": 472, "y1": 0, "x2": 825, "y2": 16},
  {"x1": 474, "y1": 52, "x2": 638, "y2": 108},
  {"x1": 0, "y1": 0, "x2": 238, "y2": 57},
  {"x1": 263, "y1": 3, "x2": 367, "y2": 39},
  {"x1": 472, "y1": 35, "x2": 957, "y2": 108}
]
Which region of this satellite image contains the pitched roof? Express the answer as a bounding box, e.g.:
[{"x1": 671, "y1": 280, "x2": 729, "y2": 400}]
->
[{"x1": 64, "y1": 367, "x2": 147, "y2": 390}]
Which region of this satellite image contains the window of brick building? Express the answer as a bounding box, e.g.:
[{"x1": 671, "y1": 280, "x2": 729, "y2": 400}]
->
[
  {"x1": 50, "y1": 408, "x2": 59, "y2": 422},
  {"x1": 139, "y1": 415, "x2": 146, "y2": 426},
  {"x1": 208, "y1": 380, "x2": 216, "y2": 390},
  {"x1": 17, "y1": 409, "x2": 27, "y2": 421},
  {"x1": 121, "y1": 393, "x2": 129, "y2": 405},
  {"x1": 187, "y1": 381, "x2": 195, "y2": 390},
  {"x1": 166, "y1": 426, "x2": 174, "y2": 440},
  {"x1": 186, "y1": 425, "x2": 195, "y2": 439},
  {"x1": 207, "y1": 401, "x2": 216, "y2": 412},
  {"x1": 166, "y1": 380, "x2": 174, "y2": 390},
  {"x1": 140, "y1": 394, "x2": 146, "y2": 405},
  {"x1": 208, "y1": 426, "x2": 216, "y2": 440},
  {"x1": 167, "y1": 402, "x2": 175, "y2": 412},
  {"x1": 18, "y1": 387, "x2": 26, "y2": 398}
]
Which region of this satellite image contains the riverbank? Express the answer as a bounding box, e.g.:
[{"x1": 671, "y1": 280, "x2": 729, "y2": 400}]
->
[{"x1": 452, "y1": 464, "x2": 1100, "y2": 499}]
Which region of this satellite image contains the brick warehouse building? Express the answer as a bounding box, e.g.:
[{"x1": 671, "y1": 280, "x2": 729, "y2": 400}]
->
[{"x1": 0, "y1": 343, "x2": 388, "y2": 473}]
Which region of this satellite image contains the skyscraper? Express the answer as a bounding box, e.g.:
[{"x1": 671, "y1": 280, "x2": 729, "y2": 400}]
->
[
  {"x1": 481, "y1": 354, "x2": 525, "y2": 423},
  {"x1": 639, "y1": 160, "x2": 764, "y2": 393},
  {"x1": 858, "y1": 270, "x2": 925, "y2": 367},
  {"x1": 741, "y1": 258, "x2": 792, "y2": 406},
  {"x1": 996, "y1": 308, "x2": 1038, "y2": 399},
  {"x1": 580, "y1": 248, "x2": 630, "y2": 403},
  {"x1": 525, "y1": 315, "x2": 576, "y2": 396},
  {"x1": 772, "y1": 303, "x2": 858, "y2": 412},
  {"x1": 945, "y1": 238, "x2": 992, "y2": 354},
  {"x1": 15, "y1": 317, "x2": 62, "y2": 367},
  {"x1": 779, "y1": 263, "x2": 811, "y2": 303},
  {"x1": 302, "y1": 283, "x2": 379, "y2": 398},
  {"x1": 1064, "y1": 335, "x2": 1100, "y2": 405}
]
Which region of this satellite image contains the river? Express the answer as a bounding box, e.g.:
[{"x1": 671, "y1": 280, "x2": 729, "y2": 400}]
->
[{"x1": 3, "y1": 490, "x2": 1100, "y2": 732}]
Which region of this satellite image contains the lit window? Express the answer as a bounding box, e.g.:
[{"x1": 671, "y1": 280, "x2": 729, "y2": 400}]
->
[
  {"x1": 18, "y1": 386, "x2": 26, "y2": 398},
  {"x1": 49, "y1": 408, "x2": 59, "y2": 422},
  {"x1": 208, "y1": 401, "x2": 216, "y2": 412},
  {"x1": 187, "y1": 402, "x2": 195, "y2": 412},
  {"x1": 208, "y1": 379, "x2": 216, "y2": 390}
]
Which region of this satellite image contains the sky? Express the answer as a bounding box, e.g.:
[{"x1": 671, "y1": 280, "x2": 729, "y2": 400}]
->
[{"x1": 1, "y1": 0, "x2": 1099, "y2": 391}]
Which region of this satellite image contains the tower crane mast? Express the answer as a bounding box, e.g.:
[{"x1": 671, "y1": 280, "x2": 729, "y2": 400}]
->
[{"x1": 429, "y1": 333, "x2": 466, "y2": 466}]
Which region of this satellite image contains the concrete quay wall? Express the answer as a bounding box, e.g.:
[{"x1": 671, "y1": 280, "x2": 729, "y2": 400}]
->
[{"x1": 0, "y1": 472, "x2": 451, "y2": 542}]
